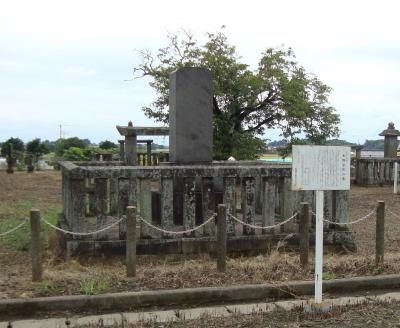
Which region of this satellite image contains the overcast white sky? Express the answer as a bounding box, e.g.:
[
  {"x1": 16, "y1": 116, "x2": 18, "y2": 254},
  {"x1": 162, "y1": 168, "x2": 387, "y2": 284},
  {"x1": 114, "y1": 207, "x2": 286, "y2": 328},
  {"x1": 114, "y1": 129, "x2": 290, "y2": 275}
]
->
[{"x1": 1, "y1": 0, "x2": 399, "y2": 144}]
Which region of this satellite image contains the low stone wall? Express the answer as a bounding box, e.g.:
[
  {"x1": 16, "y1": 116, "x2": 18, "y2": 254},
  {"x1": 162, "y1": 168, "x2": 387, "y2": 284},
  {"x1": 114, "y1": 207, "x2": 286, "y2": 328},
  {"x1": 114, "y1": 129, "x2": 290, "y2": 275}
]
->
[{"x1": 59, "y1": 160, "x2": 350, "y2": 255}]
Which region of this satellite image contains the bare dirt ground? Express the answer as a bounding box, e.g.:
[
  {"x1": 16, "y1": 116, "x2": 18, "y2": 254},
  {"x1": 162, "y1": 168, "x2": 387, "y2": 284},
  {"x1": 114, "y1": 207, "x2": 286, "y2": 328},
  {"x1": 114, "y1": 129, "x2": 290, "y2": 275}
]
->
[{"x1": 1, "y1": 171, "x2": 400, "y2": 299}]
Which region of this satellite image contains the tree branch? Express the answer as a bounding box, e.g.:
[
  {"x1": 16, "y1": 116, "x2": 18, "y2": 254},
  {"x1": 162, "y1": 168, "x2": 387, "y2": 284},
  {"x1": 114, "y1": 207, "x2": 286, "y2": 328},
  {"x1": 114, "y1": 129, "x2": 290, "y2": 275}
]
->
[{"x1": 244, "y1": 116, "x2": 276, "y2": 133}]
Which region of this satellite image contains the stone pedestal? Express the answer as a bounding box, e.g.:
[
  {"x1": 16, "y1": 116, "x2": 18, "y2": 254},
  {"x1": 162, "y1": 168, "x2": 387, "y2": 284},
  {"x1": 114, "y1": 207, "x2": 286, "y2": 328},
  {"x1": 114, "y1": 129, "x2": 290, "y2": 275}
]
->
[{"x1": 169, "y1": 67, "x2": 213, "y2": 163}]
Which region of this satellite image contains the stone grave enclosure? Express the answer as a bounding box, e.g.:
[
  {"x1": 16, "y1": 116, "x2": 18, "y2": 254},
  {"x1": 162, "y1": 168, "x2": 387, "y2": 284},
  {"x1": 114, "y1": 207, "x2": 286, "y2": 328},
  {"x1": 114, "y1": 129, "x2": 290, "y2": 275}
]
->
[{"x1": 59, "y1": 67, "x2": 351, "y2": 256}]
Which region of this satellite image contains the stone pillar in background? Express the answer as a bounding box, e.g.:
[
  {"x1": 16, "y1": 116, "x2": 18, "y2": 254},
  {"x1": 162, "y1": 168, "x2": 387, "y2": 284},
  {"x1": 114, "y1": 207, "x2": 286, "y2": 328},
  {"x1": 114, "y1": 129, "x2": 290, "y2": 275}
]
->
[
  {"x1": 354, "y1": 145, "x2": 363, "y2": 184},
  {"x1": 26, "y1": 154, "x2": 34, "y2": 173},
  {"x1": 102, "y1": 153, "x2": 113, "y2": 161},
  {"x1": 169, "y1": 67, "x2": 213, "y2": 163},
  {"x1": 379, "y1": 122, "x2": 400, "y2": 158},
  {"x1": 146, "y1": 141, "x2": 152, "y2": 165},
  {"x1": 125, "y1": 121, "x2": 137, "y2": 165},
  {"x1": 6, "y1": 143, "x2": 14, "y2": 174},
  {"x1": 354, "y1": 145, "x2": 363, "y2": 159},
  {"x1": 118, "y1": 140, "x2": 125, "y2": 162}
]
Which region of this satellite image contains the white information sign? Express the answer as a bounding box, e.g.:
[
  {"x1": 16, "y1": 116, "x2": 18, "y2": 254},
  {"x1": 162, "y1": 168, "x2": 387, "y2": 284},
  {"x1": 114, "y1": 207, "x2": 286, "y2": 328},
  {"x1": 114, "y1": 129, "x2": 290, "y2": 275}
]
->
[
  {"x1": 292, "y1": 145, "x2": 351, "y2": 191},
  {"x1": 292, "y1": 145, "x2": 351, "y2": 306}
]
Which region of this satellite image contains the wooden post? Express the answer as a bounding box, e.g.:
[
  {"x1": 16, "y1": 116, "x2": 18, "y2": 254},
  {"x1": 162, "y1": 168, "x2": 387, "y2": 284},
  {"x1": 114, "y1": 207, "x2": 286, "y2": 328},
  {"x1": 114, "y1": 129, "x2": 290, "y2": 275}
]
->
[
  {"x1": 394, "y1": 162, "x2": 398, "y2": 194},
  {"x1": 217, "y1": 204, "x2": 227, "y2": 272},
  {"x1": 299, "y1": 202, "x2": 310, "y2": 269},
  {"x1": 126, "y1": 206, "x2": 137, "y2": 277},
  {"x1": 375, "y1": 200, "x2": 385, "y2": 265},
  {"x1": 30, "y1": 209, "x2": 42, "y2": 282}
]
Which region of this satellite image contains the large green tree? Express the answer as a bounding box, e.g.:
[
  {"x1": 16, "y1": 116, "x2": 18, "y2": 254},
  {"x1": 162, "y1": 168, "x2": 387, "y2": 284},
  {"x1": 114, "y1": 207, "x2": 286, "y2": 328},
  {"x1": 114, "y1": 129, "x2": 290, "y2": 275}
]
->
[
  {"x1": 55, "y1": 137, "x2": 88, "y2": 156},
  {"x1": 26, "y1": 138, "x2": 49, "y2": 156},
  {"x1": 134, "y1": 30, "x2": 340, "y2": 160},
  {"x1": 0, "y1": 137, "x2": 25, "y2": 157}
]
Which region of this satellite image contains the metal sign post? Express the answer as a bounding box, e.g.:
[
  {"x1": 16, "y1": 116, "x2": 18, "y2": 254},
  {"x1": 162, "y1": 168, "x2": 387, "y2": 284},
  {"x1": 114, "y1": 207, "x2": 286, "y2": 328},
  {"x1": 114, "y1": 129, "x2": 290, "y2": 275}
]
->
[
  {"x1": 292, "y1": 145, "x2": 351, "y2": 306},
  {"x1": 314, "y1": 190, "x2": 324, "y2": 303}
]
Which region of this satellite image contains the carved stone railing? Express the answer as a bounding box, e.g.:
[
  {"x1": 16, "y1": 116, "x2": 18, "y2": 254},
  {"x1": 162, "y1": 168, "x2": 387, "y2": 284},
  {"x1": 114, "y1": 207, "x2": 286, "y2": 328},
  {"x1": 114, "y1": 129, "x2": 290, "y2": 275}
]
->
[
  {"x1": 354, "y1": 158, "x2": 400, "y2": 185},
  {"x1": 59, "y1": 161, "x2": 350, "y2": 254},
  {"x1": 90, "y1": 153, "x2": 169, "y2": 166}
]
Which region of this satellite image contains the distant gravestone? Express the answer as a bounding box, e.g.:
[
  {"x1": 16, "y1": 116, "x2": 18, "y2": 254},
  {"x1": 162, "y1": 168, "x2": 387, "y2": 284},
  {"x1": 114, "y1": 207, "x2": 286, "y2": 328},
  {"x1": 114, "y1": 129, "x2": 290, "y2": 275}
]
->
[
  {"x1": 26, "y1": 154, "x2": 34, "y2": 173},
  {"x1": 169, "y1": 67, "x2": 213, "y2": 163},
  {"x1": 6, "y1": 143, "x2": 14, "y2": 174}
]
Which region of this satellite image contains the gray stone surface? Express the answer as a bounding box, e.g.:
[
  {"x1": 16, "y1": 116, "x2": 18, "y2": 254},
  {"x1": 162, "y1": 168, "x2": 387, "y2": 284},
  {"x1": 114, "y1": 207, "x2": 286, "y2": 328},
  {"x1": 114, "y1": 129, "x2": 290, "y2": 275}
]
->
[
  {"x1": 169, "y1": 67, "x2": 213, "y2": 163},
  {"x1": 262, "y1": 177, "x2": 276, "y2": 234}
]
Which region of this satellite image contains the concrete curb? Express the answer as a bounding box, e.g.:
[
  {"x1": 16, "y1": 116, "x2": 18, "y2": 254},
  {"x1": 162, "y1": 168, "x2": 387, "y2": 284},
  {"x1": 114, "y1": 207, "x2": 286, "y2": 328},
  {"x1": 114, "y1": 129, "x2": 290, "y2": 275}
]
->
[
  {"x1": 1, "y1": 274, "x2": 400, "y2": 317},
  {"x1": 3, "y1": 291, "x2": 400, "y2": 328}
]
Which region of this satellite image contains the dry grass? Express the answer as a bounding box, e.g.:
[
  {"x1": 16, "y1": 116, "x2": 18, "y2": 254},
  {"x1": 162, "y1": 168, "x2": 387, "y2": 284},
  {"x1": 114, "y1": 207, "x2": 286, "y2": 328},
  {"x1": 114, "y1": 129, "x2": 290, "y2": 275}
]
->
[
  {"x1": 75, "y1": 300, "x2": 400, "y2": 327},
  {"x1": 1, "y1": 171, "x2": 400, "y2": 299}
]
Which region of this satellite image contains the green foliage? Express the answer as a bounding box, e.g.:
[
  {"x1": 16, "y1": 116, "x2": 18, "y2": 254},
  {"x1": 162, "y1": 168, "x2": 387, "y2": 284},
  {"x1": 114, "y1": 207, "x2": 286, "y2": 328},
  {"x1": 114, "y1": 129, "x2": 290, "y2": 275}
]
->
[
  {"x1": 134, "y1": 29, "x2": 340, "y2": 160},
  {"x1": 55, "y1": 137, "x2": 88, "y2": 156},
  {"x1": 322, "y1": 272, "x2": 337, "y2": 280},
  {"x1": 325, "y1": 139, "x2": 356, "y2": 146},
  {"x1": 215, "y1": 131, "x2": 266, "y2": 160},
  {"x1": 1, "y1": 137, "x2": 25, "y2": 157},
  {"x1": 98, "y1": 140, "x2": 117, "y2": 150},
  {"x1": 62, "y1": 147, "x2": 92, "y2": 161},
  {"x1": 42, "y1": 140, "x2": 57, "y2": 152},
  {"x1": 40, "y1": 280, "x2": 58, "y2": 295},
  {"x1": 26, "y1": 138, "x2": 49, "y2": 156},
  {"x1": 80, "y1": 277, "x2": 108, "y2": 295}
]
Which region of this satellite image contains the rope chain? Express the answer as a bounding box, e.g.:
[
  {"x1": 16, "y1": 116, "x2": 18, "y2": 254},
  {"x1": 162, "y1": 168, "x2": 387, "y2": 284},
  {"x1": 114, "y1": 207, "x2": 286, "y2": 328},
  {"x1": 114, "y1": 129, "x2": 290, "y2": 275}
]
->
[
  {"x1": 0, "y1": 218, "x2": 28, "y2": 237},
  {"x1": 321, "y1": 209, "x2": 376, "y2": 226},
  {"x1": 5, "y1": 205, "x2": 397, "y2": 238},
  {"x1": 40, "y1": 216, "x2": 124, "y2": 236},
  {"x1": 387, "y1": 208, "x2": 400, "y2": 219},
  {"x1": 228, "y1": 212, "x2": 298, "y2": 230},
  {"x1": 137, "y1": 213, "x2": 217, "y2": 235}
]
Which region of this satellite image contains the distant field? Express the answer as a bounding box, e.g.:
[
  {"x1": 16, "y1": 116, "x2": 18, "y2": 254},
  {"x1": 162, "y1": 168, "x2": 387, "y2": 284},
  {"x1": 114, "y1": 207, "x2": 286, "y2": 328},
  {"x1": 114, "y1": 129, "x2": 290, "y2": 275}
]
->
[{"x1": 259, "y1": 154, "x2": 292, "y2": 162}]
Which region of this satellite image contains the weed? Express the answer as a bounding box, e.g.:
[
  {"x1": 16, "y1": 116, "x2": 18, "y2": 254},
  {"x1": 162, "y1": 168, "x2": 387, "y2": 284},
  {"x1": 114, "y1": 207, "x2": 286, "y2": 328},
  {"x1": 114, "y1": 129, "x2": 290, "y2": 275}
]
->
[
  {"x1": 40, "y1": 280, "x2": 58, "y2": 295},
  {"x1": 80, "y1": 277, "x2": 109, "y2": 295},
  {"x1": 373, "y1": 266, "x2": 383, "y2": 275},
  {"x1": 322, "y1": 272, "x2": 337, "y2": 280}
]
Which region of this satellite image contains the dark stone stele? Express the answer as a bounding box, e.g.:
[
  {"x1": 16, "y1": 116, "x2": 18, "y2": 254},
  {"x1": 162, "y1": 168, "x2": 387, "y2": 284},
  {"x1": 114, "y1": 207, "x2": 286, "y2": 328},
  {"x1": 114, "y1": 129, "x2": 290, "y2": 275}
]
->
[{"x1": 169, "y1": 67, "x2": 213, "y2": 163}]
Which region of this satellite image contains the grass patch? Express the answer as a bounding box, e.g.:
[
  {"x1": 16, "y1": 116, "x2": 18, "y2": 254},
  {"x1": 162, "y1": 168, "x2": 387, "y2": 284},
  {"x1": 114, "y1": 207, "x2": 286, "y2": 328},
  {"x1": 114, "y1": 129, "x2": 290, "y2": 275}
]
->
[
  {"x1": 0, "y1": 201, "x2": 61, "y2": 251},
  {"x1": 80, "y1": 276, "x2": 109, "y2": 295},
  {"x1": 39, "y1": 280, "x2": 59, "y2": 295},
  {"x1": 322, "y1": 272, "x2": 337, "y2": 280}
]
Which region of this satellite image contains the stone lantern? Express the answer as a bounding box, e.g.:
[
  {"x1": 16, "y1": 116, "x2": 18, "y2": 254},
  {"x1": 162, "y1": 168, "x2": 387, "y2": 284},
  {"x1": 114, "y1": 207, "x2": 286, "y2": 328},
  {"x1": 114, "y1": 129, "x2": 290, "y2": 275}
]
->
[{"x1": 379, "y1": 122, "x2": 400, "y2": 158}]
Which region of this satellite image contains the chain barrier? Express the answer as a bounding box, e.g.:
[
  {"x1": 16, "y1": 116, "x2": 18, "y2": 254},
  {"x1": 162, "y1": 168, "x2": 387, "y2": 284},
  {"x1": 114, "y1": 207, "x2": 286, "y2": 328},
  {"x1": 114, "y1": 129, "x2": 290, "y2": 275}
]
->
[
  {"x1": 0, "y1": 218, "x2": 28, "y2": 237},
  {"x1": 40, "y1": 216, "x2": 124, "y2": 236},
  {"x1": 137, "y1": 213, "x2": 217, "y2": 235},
  {"x1": 228, "y1": 212, "x2": 298, "y2": 230},
  {"x1": 5, "y1": 205, "x2": 398, "y2": 238},
  {"x1": 387, "y1": 208, "x2": 400, "y2": 219},
  {"x1": 322, "y1": 209, "x2": 376, "y2": 226},
  {"x1": 311, "y1": 209, "x2": 376, "y2": 226}
]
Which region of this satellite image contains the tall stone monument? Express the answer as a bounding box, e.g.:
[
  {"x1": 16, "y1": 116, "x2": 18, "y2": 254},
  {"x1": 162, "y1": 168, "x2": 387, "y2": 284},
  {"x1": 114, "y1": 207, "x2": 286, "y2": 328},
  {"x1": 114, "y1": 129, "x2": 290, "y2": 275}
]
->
[
  {"x1": 379, "y1": 122, "x2": 400, "y2": 158},
  {"x1": 169, "y1": 67, "x2": 213, "y2": 163}
]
